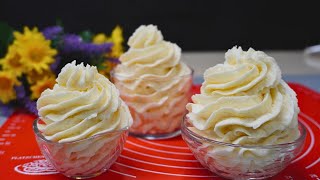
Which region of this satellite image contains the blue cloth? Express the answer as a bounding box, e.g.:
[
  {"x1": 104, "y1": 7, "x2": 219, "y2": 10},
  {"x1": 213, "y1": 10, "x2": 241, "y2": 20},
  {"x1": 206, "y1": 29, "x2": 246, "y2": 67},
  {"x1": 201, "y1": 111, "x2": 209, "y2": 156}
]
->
[
  {"x1": 283, "y1": 75, "x2": 320, "y2": 92},
  {"x1": 0, "y1": 105, "x2": 14, "y2": 127}
]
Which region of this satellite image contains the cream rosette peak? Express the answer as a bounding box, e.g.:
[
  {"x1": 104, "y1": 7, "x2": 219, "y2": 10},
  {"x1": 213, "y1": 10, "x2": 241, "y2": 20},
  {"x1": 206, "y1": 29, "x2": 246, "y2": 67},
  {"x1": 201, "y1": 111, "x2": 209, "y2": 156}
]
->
[
  {"x1": 55, "y1": 61, "x2": 97, "y2": 91},
  {"x1": 37, "y1": 60, "x2": 133, "y2": 143},
  {"x1": 116, "y1": 24, "x2": 190, "y2": 78},
  {"x1": 127, "y1": 24, "x2": 164, "y2": 49},
  {"x1": 187, "y1": 46, "x2": 300, "y2": 145},
  {"x1": 202, "y1": 47, "x2": 281, "y2": 96}
]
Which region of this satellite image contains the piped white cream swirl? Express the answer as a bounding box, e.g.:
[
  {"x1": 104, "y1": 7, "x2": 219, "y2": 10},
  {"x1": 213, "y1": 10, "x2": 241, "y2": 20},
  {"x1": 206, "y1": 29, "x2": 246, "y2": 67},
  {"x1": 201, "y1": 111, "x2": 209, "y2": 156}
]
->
[
  {"x1": 187, "y1": 46, "x2": 300, "y2": 145},
  {"x1": 37, "y1": 61, "x2": 132, "y2": 143},
  {"x1": 115, "y1": 25, "x2": 191, "y2": 79}
]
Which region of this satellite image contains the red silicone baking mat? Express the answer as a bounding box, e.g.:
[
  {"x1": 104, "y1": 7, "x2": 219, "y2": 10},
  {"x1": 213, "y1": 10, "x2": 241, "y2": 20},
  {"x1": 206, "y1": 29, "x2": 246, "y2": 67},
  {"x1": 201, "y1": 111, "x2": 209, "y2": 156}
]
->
[{"x1": 0, "y1": 83, "x2": 319, "y2": 180}]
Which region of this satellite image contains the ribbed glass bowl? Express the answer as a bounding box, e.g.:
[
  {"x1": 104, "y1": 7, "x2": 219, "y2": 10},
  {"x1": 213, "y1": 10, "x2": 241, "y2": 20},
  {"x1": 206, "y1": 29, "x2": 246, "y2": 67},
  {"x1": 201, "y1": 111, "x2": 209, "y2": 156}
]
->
[
  {"x1": 181, "y1": 116, "x2": 307, "y2": 180},
  {"x1": 111, "y1": 68, "x2": 193, "y2": 140},
  {"x1": 33, "y1": 118, "x2": 129, "y2": 179}
]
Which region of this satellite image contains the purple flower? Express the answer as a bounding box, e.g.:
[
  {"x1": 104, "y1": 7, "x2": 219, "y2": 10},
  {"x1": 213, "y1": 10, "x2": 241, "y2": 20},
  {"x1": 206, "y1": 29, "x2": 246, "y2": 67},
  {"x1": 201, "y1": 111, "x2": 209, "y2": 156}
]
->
[
  {"x1": 64, "y1": 34, "x2": 82, "y2": 44},
  {"x1": 108, "y1": 57, "x2": 120, "y2": 63},
  {"x1": 14, "y1": 85, "x2": 26, "y2": 100},
  {"x1": 80, "y1": 43, "x2": 113, "y2": 55},
  {"x1": 61, "y1": 34, "x2": 113, "y2": 56},
  {"x1": 23, "y1": 98, "x2": 38, "y2": 115},
  {"x1": 61, "y1": 34, "x2": 82, "y2": 53},
  {"x1": 0, "y1": 103, "x2": 14, "y2": 117},
  {"x1": 13, "y1": 85, "x2": 38, "y2": 115},
  {"x1": 50, "y1": 56, "x2": 61, "y2": 74},
  {"x1": 42, "y1": 26, "x2": 63, "y2": 40}
]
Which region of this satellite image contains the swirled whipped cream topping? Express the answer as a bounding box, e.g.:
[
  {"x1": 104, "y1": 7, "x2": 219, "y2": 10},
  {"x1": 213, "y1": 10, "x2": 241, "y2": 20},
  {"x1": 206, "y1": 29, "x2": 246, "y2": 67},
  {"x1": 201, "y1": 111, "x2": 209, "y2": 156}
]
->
[
  {"x1": 113, "y1": 25, "x2": 192, "y2": 134},
  {"x1": 37, "y1": 61, "x2": 132, "y2": 143},
  {"x1": 187, "y1": 46, "x2": 300, "y2": 145},
  {"x1": 115, "y1": 24, "x2": 191, "y2": 82}
]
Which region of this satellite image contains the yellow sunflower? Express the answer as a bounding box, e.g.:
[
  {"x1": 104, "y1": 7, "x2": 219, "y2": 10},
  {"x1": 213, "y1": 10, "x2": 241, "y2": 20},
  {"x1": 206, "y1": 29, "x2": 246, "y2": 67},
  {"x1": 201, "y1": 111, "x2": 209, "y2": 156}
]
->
[
  {"x1": 0, "y1": 45, "x2": 25, "y2": 77},
  {"x1": 13, "y1": 27, "x2": 57, "y2": 74},
  {"x1": 14, "y1": 27, "x2": 45, "y2": 42},
  {"x1": 109, "y1": 26, "x2": 124, "y2": 58},
  {"x1": 0, "y1": 71, "x2": 20, "y2": 103},
  {"x1": 93, "y1": 33, "x2": 109, "y2": 44},
  {"x1": 92, "y1": 26, "x2": 124, "y2": 58},
  {"x1": 30, "y1": 76, "x2": 56, "y2": 100},
  {"x1": 110, "y1": 26, "x2": 124, "y2": 44},
  {"x1": 27, "y1": 69, "x2": 55, "y2": 85}
]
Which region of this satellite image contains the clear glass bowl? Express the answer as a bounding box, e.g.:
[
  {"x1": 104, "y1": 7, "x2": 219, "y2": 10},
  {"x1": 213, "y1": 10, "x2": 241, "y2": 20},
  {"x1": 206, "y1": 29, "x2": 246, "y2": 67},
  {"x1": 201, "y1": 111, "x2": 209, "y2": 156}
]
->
[
  {"x1": 33, "y1": 118, "x2": 129, "y2": 179},
  {"x1": 304, "y1": 44, "x2": 320, "y2": 70},
  {"x1": 181, "y1": 116, "x2": 307, "y2": 180},
  {"x1": 111, "y1": 68, "x2": 193, "y2": 140}
]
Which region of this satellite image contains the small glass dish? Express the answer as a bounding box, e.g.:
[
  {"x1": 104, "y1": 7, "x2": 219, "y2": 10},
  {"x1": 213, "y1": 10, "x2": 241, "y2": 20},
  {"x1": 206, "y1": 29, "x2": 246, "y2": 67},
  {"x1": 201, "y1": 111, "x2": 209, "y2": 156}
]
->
[
  {"x1": 111, "y1": 68, "x2": 193, "y2": 140},
  {"x1": 181, "y1": 116, "x2": 307, "y2": 180},
  {"x1": 304, "y1": 44, "x2": 320, "y2": 70},
  {"x1": 33, "y1": 118, "x2": 129, "y2": 179}
]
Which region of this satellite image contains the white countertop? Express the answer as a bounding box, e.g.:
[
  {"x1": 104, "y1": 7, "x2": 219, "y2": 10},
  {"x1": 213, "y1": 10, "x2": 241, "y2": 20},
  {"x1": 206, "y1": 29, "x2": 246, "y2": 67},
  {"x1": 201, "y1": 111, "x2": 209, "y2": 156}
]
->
[{"x1": 183, "y1": 51, "x2": 320, "y2": 77}]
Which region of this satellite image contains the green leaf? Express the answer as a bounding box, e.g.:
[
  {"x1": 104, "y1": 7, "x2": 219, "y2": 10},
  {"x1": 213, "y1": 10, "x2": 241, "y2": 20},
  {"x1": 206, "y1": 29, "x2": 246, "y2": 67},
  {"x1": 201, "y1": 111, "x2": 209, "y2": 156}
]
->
[
  {"x1": 55, "y1": 19, "x2": 64, "y2": 27},
  {"x1": 0, "y1": 22, "x2": 14, "y2": 57},
  {"x1": 80, "y1": 30, "x2": 93, "y2": 42},
  {"x1": 50, "y1": 38, "x2": 62, "y2": 49},
  {"x1": 96, "y1": 63, "x2": 106, "y2": 70}
]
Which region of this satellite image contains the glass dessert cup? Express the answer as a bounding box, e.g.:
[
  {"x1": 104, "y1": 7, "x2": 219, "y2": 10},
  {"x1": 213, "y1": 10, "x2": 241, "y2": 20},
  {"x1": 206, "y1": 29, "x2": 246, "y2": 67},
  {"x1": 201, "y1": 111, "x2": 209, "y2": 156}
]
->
[
  {"x1": 111, "y1": 69, "x2": 193, "y2": 140},
  {"x1": 304, "y1": 44, "x2": 320, "y2": 70},
  {"x1": 33, "y1": 118, "x2": 129, "y2": 179},
  {"x1": 181, "y1": 116, "x2": 307, "y2": 180}
]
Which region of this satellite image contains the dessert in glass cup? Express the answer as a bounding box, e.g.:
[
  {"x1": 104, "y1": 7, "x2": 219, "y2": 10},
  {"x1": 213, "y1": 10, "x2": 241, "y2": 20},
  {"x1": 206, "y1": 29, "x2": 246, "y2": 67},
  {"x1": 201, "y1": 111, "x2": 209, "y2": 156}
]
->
[
  {"x1": 33, "y1": 61, "x2": 133, "y2": 179},
  {"x1": 112, "y1": 25, "x2": 193, "y2": 139},
  {"x1": 181, "y1": 47, "x2": 306, "y2": 179}
]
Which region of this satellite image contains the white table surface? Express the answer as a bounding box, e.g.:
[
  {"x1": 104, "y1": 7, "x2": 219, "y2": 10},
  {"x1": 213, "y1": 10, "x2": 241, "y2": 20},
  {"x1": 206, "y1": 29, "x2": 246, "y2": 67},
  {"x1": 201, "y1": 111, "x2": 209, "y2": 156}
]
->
[
  {"x1": 184, "y1": 51, "x2": 320, "y2": 92},
  {"x1": 183, "y1": 51, "x2": 320, "y2": 76}
]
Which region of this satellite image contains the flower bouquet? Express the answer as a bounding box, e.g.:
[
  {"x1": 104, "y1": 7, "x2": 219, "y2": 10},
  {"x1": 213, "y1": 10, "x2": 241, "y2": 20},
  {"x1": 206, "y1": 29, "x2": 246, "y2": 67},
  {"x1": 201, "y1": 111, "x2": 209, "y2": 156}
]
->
[{"x1": 0, "y1": 22, "x2": 124, "y2": 116}]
